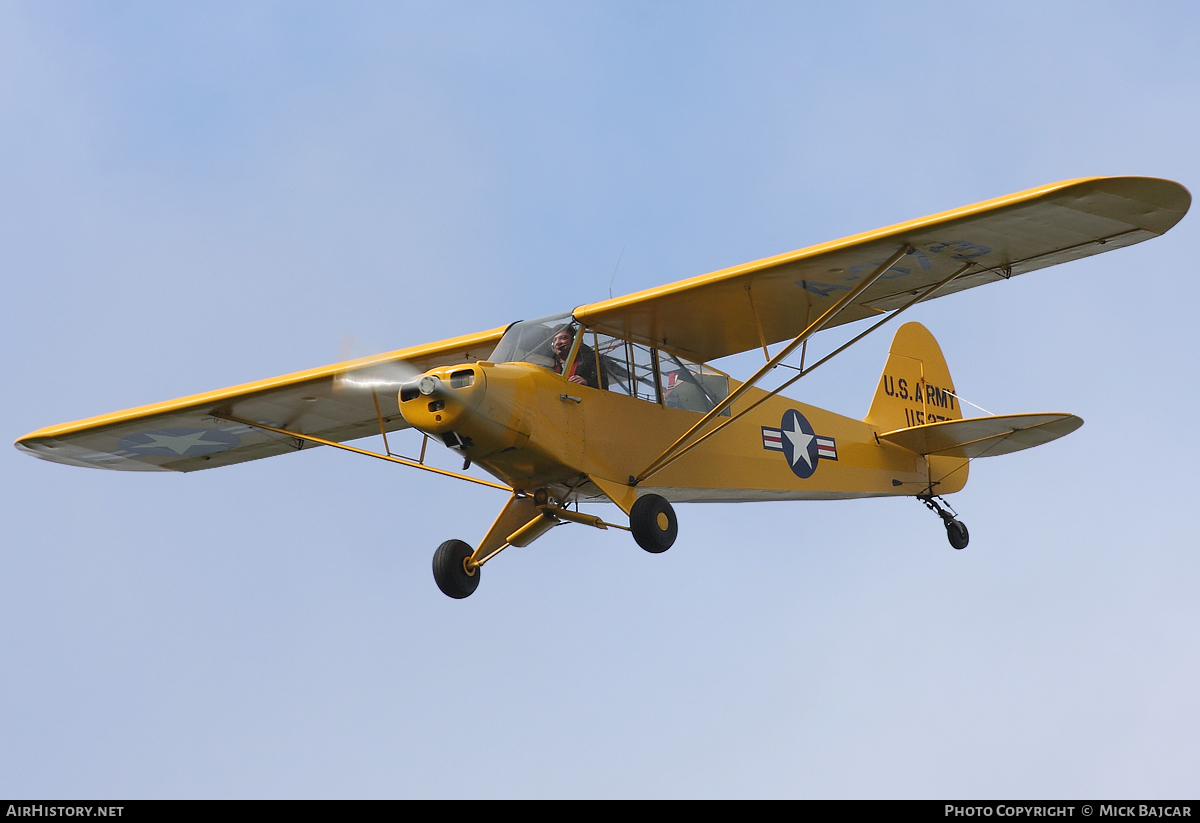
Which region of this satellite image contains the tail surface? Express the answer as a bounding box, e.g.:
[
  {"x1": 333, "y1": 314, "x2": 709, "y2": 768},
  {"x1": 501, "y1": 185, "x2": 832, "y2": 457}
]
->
[
  {"x1": 866, "y1": 322, "x2": 968, "y2": 494},
  {"x1": 866, "y1": 322, "x2": 963, "y2": 430}
]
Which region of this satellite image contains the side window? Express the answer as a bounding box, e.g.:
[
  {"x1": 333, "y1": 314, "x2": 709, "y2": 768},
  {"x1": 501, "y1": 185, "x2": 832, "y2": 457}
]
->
[
  {"x1": 593, "y1": 333, "x2": 659, "y2": 403},
  {"x1": 658, "y1": 351, "x2": 730, "y2": 416}
]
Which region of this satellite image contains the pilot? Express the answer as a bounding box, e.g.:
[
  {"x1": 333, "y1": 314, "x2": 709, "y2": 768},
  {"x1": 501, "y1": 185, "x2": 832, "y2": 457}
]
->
[{"x1": 551, "y1": 326, "x2": 601, "y2": 388}]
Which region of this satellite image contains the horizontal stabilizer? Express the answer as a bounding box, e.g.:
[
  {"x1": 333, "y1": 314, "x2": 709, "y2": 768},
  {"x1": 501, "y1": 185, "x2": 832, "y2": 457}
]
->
[{"x1": 878, "y1": 413, "x2": 1082, "y2": 458}]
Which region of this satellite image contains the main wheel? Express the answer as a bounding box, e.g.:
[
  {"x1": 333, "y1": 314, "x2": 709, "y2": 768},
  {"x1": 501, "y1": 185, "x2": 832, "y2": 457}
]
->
[
  {"x1": 432, "y1": 539, "x2": 480, "y2": 599},
  {"x1": 629, "y1": 494, "x2": 678, "y2": 553},
  {"x1": 946, "y1": 519, "x2": 969, "y2": 550}
]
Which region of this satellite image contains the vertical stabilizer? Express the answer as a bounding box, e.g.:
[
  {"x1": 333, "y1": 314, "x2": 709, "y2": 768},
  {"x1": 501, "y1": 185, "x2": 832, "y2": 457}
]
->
[
  {"x1": 866, "y1": 322, "x2": 962, "y2": 430},
  {"x1": 866, "y1": 322, "x2": 968, "y2": 493}
]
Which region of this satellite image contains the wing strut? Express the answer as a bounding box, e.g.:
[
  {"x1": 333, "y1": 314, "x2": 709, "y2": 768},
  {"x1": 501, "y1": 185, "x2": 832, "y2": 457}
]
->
[
  {"x1": 214, "y1": 414, "x2": 512, "y2": 491},
  {"x1": 634, "y1": 245, "x2": 913, "y2": 484},
  {"x1": 635, "y1": 260, "x2": 975, "y2": 484}
]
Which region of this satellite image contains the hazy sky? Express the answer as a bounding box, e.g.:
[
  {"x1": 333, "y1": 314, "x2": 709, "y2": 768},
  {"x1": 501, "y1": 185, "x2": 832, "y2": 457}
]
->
[{"x1": 2, "y1": 1, "x2": 1198, "y2": 798}]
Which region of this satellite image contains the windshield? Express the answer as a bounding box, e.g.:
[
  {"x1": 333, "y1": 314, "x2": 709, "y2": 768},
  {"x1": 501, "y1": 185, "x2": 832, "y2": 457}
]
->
[{"x1": 489, "y1": 312, "x2": 579, "y2": 368}]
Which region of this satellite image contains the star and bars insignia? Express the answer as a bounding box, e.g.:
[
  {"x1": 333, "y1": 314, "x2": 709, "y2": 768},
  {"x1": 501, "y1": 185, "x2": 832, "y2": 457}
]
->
[
  {"x1": 761, "y1": 409, "x2": 837, "y2": 479},
  {"x1": 116, "y1": 427, "x2": 240, "y2": 458}
]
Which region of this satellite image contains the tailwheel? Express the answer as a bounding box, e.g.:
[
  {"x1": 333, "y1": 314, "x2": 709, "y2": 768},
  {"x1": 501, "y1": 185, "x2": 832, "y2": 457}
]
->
[
  {"x1": 918, "y1": 494, "x2": 968, "y2": 551},
  {"x1": 432, "y1": 539, "x2": 480, "y2": 599},
  {"x1": 946, "y1": 519, "x2": 969, "y2": 550},
  {"x1": 630, "y1": 493, "x2": 678, "y2": 553}
]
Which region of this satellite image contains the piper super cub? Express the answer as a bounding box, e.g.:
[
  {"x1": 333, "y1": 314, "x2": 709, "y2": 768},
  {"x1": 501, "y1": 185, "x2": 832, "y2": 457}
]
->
[{"x1": 16, "y1": 176, "x2": 1190, "y2": 598}]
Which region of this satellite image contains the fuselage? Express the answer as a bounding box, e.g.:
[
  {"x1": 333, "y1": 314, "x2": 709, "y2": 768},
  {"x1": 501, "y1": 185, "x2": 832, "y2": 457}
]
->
[{"x1": 398, "y1": 358, "x2": 966, "y2": 504}]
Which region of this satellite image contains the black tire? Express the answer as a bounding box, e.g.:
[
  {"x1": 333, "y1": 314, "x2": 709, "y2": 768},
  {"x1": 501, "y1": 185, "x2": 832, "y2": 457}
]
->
[
  {"x1": 629, "y1": 494, "x2": 678, "y2": 554},
  {"x1": 946, "y1": 520, "x2": 969, "y2": 550},
  {"x1": 432, "y1": 539, "x2": 480, "y2": 599}
]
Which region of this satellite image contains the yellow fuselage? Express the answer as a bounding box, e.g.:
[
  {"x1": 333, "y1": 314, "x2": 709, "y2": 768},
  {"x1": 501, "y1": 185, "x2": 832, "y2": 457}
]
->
[{"x1": 399, "y1": 361, "x2": 966, "y2": 504}]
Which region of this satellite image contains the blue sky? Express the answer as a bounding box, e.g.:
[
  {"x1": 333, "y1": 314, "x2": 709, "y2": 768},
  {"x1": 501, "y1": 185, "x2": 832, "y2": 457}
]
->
[{"x1": 2, "y1": 1, "x2": 1198, "y2": 798}]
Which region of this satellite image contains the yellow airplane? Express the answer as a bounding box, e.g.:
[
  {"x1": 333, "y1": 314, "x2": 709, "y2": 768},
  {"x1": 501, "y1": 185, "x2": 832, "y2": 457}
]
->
[{"x1": 16, "y1": 177, "x2": 1190, "y2": 598}]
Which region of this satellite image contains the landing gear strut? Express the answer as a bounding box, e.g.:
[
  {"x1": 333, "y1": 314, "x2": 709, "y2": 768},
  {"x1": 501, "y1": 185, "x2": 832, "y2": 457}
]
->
[
  {"x1": 918, "y1": 494, "x2": 969, "y2": 550},
  {"x1": 431, "y1": 486, "x2": 644, "y2": 598}
]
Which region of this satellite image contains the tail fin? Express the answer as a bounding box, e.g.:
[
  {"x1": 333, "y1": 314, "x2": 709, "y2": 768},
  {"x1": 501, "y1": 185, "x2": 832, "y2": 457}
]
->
[
  {"x1": 866, "y1": 322, "x2": 963, "y2": 431},
  {"x1": 866, "y1": 322, "x2": 969, "y2": 495}
]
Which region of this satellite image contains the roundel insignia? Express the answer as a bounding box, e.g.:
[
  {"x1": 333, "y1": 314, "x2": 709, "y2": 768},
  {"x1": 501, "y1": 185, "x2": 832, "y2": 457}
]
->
[
  {"x1": 118, "y1": 428, "x2": 240, "y2": 457},
  {"x1": 760, "y1": 409, "x2": 838, "y2": 479}
]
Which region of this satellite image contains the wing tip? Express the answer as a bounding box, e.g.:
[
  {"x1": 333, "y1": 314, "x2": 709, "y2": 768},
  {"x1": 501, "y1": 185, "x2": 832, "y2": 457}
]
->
[{"x1": 1085, "y1": 175, "x2": 1191, "y2": 224}]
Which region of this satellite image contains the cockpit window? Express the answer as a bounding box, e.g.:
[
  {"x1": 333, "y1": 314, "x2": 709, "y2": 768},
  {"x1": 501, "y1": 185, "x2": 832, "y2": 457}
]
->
[
  {"x1": 490, "y1": 315, "x2": 730, "y2": 414},
  {"x1": 489, "y1": 312, "x2": 578, "y2": 368},
  {"x1": 658, "y1": 350, "x2": 730, "y2": 416},
  {"x1": 594, "y1": 332, "x2": 657, "y2": 402}
]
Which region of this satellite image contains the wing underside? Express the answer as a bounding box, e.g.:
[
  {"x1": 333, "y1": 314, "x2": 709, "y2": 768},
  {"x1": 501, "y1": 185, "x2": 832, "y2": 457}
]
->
[
  {"x1": 16, "y1": 328, "x2": 504, "y2": 472},
  {"x1": 574, "y1": 177, "x2": 1190, "y2": 363}
]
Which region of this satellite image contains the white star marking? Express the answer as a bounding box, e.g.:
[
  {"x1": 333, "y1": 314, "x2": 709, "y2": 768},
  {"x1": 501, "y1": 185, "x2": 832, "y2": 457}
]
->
[
  {"x1": 783, "y1": 420, "x2": 814, "y2": 469},
  {"x1": 130, "y1": 431, "x2": 225, "y2": 455}
]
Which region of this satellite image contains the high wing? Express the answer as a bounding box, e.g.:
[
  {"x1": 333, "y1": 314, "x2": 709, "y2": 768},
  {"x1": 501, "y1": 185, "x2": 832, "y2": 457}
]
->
[
  {"x1": 16, "y1": 328, "x2": 503, "y2": 472},
  {"x1": 574, "y1": 177, "x2": 1190, "y2": 363},
  {"x1": 16, "y1": 177, "x2": 1190, "y2": 475}
]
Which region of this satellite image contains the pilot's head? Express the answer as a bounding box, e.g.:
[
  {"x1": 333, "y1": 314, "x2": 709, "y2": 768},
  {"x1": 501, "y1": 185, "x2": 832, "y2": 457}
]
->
[{"x1": 551, "y1": 326, "x2": 575, "y2": 362}]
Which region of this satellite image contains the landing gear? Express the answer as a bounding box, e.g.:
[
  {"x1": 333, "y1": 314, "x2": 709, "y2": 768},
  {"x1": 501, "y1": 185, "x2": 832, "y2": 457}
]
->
[
  {"x1": 918, "y1": 494, "x2": 969, "y2": 550},
  {"x1": 432, "y1": 539, "x2": 480, "y2": 599},
  {"x1": 431, "y1": 490, "x2": 676, "y2": 598},
  {"x1": 630, "y1": 493, "x2": 678, "y2": 553}
]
